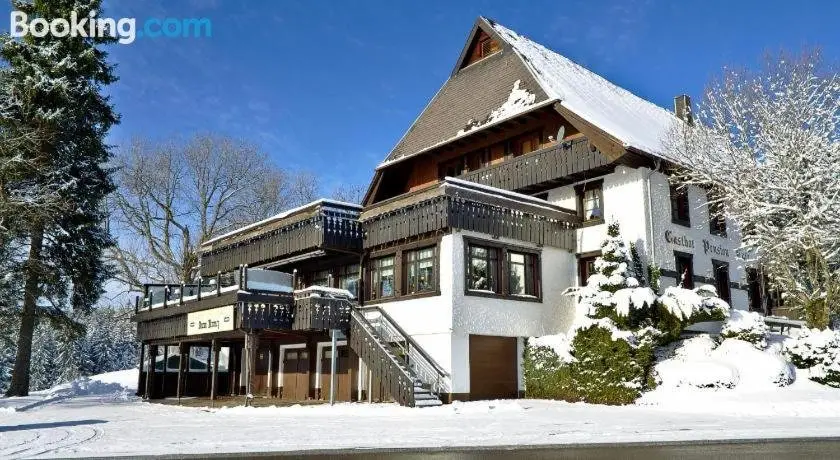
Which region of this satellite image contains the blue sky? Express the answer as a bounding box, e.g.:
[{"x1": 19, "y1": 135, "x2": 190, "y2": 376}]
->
[{"x1": 3, "y1": 0, "x2": 839, "y2": 193}]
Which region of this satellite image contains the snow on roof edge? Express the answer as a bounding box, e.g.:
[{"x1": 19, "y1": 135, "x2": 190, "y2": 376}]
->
[
  {"x1": 376, "y1": 99, "x2": 555, "y2": 170},
  {"x1": 202, "y1": 199, "x2": 362, "y2": 247}
]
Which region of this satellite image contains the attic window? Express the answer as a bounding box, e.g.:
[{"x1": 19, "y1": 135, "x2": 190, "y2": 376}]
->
[{"x1": 480, "y1": 37, "x2": 499, "y2": 57}]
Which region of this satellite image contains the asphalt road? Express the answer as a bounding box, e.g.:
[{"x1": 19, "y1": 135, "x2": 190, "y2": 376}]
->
[{"x1": 135, "y1": 438, "x2": 840, "y2": 460}]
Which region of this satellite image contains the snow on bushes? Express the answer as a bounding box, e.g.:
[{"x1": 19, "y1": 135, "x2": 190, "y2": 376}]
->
[
  {"x1": 721, "y1": 309, "x2": 770, "y2": 348},
  {"x1": 784, "y1": 328, "x2": 840, "y2": 388},
  {"x1": 655, "y1": 335, "x2": 794, "y2": 389},
  {"x1": 525, "y1": 222, "x2": 733, "y2": 405}
]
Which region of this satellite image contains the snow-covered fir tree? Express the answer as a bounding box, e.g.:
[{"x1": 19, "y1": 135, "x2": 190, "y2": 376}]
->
[
  {"x1": 1, "y1": 0, "x2": 118, "y2": 396},
  {"x1": 526, "y1": 223, "x2": 731, "y2": 404}
]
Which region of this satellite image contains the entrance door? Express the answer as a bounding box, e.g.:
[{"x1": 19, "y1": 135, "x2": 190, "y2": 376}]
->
[
  {"x1": 320, "y1": 346, "x2": 351, "y2": 401},
  {"x1": 469, "y1": 335, "x2": 518, "y2": 400},
  {"x1": 282, "y1": 349, "x2": 310, "y2": 401},
  {"x1": 252, "y1": 346, "x2": 271, "y2": 396}
]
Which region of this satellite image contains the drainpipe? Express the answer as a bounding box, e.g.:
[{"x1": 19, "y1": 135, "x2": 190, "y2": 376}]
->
[{"x1": 644, "y1": 159, "x2": 662, "y2": 268}]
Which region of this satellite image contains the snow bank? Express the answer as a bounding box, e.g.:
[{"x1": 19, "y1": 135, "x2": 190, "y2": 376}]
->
[{"x1": 46, "y1": 368, "x2": 139, "y2": 399}]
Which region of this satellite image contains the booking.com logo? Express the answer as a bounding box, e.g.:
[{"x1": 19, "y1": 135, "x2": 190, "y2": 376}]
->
[{"x1": 9, "y1": 10, "x2": 211, "y2": 44}]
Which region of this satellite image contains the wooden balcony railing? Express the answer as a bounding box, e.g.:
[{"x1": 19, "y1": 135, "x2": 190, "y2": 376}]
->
[
  {"x1": 200, "y1": 201, "x2": 364, "y2": 275},
  {"x1": 238, "y1": 301, "x2": 294, "y2": 330},
  {"x1": 361, "y1": 178, "x2": 579, "y2": 250},
  {"x1": 459, "y1": 138, "x2": 610, "y2": 192},
  {"x1": 292, "y1": 296, "x2": 352, "y2": 330}
]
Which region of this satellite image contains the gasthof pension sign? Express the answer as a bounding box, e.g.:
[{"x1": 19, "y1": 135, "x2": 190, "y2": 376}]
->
[{"x1": 187, "y1": 305, "x2": 235, "y2": 335}]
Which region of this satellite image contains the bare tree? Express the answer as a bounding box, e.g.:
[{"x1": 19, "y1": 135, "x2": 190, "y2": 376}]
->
[
  {"x1": 666, "y1": 50, "x2": 840, "y2": 327},
  {"x1": 110, "y1": 134, "x2": 320, "y2": 289},
  {"x1": 330, "y1": 183, "x2": 367, "y2": 204}
]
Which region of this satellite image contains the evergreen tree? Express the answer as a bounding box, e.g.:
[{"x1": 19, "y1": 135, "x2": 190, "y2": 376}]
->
[{"x1": 1, "y1": 0, "x2": 118, "y2": 396}]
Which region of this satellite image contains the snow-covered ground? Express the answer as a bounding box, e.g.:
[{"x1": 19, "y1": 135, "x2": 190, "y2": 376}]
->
[{"x1": 2, "y1": 365, "x2": 840, "y2": 458}]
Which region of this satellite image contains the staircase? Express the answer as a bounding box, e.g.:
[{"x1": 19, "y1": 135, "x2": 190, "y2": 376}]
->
[{"x1": 349, "y1": 307, "x2": 446, "y2": 407}]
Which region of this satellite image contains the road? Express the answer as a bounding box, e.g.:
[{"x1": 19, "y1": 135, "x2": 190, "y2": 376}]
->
[{"x1": 134, "y1": 438, "x2": 840, "y2": 460}]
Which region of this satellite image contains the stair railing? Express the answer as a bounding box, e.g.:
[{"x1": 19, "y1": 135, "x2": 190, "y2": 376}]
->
[
  {"x1": 349, "y1": 308, "x2": 416, "y2": 406},
  {"x1": 360, "y1": 306, "x2": 449, "y2": 398}
]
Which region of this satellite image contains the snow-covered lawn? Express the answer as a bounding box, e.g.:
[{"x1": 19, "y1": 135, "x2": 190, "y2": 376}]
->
[{"x1": 2, "y1": 367, "x2": 840, "y2": 458}]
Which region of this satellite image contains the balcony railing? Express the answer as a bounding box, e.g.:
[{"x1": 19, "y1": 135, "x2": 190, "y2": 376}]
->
[
  {"x1": 292, "y1": 296, "x2": 352, "y2": 330},
  {"x1": 361, "y1": 178, "x2": 579, "y2": 249},
  {"x1": 459, "y1": 138, "x2": 610, "y2": 192},
  {"x1": 137, "y1": 267, "x2": 293, "y2": 312},
  {"x1": 199, "y1": 200, "x2": 364, "y2": 275}
]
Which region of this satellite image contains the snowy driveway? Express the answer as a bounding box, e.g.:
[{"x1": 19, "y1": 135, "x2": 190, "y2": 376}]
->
[{"x1": 3, "y1": 378, "x2": 840, "y2": 459}]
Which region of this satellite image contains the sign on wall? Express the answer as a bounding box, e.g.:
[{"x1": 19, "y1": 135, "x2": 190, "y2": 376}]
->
[{"x1": 187, "y1": 305, "x2": 235, "y2": 336}]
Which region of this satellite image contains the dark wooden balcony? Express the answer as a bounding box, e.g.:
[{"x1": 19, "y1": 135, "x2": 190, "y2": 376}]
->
[
  {"x1": 459, "y1": 138, "x2": 611, "y2": 194},
  {"x1": 360, "y1": 178, "x2": 580, "y2": 249},
  {"x1": 292, "y1": 296, "x2": 352, "y2": 330},
  {"x1": 199, "y1": 200, "x2": 364, "y2": 275},
  {"x1": 238, "y1": 301, "x2": 294, "y2": 330}
]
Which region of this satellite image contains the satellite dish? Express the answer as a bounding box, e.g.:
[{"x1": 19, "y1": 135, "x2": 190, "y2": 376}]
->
[{"x1": 556, "y1": 125, "x2": 566, "y2": 141}]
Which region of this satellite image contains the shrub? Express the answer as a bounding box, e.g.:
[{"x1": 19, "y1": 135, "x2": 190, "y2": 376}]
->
[
  {"x1": 524, "y1": 325, "x2": 655, "y2": 405},
  {"x1": 784, "y1": 328, "x2": 840, "y2": 387},
  {"x1": 720, "y1": 309, "x2": 769, "y2": 348}
]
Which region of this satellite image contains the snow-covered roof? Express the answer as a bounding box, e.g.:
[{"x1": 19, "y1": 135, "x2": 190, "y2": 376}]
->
[
  {"x1": 202, "y1": 199, "x2": 362, "y2": 248},
  {"x1": 488, "y1": 19, "x2": 680, "y2": 157},
  {"x1": 376, "y1": 17, "x2": 682, "y2": 169}
]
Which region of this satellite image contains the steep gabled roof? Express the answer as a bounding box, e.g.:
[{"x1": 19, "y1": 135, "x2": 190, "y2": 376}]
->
[
  {"x1": 487, "y1": 19, "x2": 679, "y2": 159},
  {"x1": 378, "y1": 17, "x2": 680, "y2": 169}
]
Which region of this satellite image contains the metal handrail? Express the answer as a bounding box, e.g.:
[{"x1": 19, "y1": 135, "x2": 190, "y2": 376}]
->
[{"x1": 372, "y1": 306, "x2": 449, "y2": 379}]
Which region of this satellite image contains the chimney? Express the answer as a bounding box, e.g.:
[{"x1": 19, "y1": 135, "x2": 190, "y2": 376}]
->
[{"x1": 674, "y1": 94, "x2": 693, "y2": 125}]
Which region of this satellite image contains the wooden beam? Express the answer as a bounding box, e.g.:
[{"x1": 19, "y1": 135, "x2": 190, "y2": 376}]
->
[
  {"x1": 176, "y1": 342, "x2": 186, "y2": 404},
  {"x1": 552, "y1": 102, "x2": 627, "y2": 161},
  {"x1": 145, "y1": 345, "x2": 157, "y2": 400},
  {"x1": 210, "y1": 339, "x2": 219, "y2": 404},
  {"x1": 136, "y1": 343, "x2": 145, "y2": 398}
]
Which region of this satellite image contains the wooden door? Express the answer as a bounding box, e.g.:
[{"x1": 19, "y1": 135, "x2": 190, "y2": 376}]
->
[
  {"x1": 320, "y1": 346, "x2": 351, "y2": 401},
  {"x1": 252, "y1": 346, "x2": 271, "y2": 396},
  {"x1": 282, "y1": 349, "x2": 310, "y2": 401},
  {"x1": 469, "y1": 335, "x2": 518, "y2": 400}
]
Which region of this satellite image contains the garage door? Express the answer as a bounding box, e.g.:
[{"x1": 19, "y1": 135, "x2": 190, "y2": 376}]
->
[{"x1": 469, "y1": 335, "x2": 518, "y2": 400}]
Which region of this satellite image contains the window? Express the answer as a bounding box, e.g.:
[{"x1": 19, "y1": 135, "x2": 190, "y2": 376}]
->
[
  {"x1": 467, "y1": 245, "x2": 499, "y2": 292},
  {"x1": 466, "y1": 148, "x2": 490, "y2": 171},
  {"x1": 189, "y1": 347, "x2": 209, "y2": 372},
  {"x1": 533, "y1": 192, "x2": 549, "y2": 201},
  {"x1": 578, "y1": 255, "x2": 599, "y2": 285},
  {"x1": 165, "y1": 345, "x2": 181, "y2": 372},
  {"x1": 670, "y1": 184, "x2": 690, "y2": 226},
  {"x1": 404, "y1": 247, "x2": 436, "y2": 294},
  {"x1": 313, "y1": 269, "x2": 331, "y2": 287},
  {"x1": 712, "y1": 260, "x2": 731, "y2": 304},
  {"x1": 576, "y1": 180, "x2": 604, "y2": 223},
  {"x1": 212, "y1": 347, "x2": 230, "y2": 372},
  {"x1": 338, "y1": 264, "x2": 360, "y2": 298},
  {"x1": 708, "y1": 197, "x2": 727, "y2": 237},
  {"x1": 439, "y1": 157, "x2": 465, "y2": 179},
  {"x1": 508, "y1": 251, "x2": 538, "y2": 296},
  {"x1": 370, "y1": 256, "x2": 395, "y2": 299},
  {"x1": 674, "y1": 252, "x2": 694, "y2": 289},
  {"x1": 479, "y1": 37, "x2": 499, "y2": 57}
]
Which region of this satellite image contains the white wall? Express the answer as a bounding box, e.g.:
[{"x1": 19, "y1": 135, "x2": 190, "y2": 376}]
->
[
  {"x1": 367, "y1": 230, "x2": 578, "y2": 394},
  {"x1": 368, "y1": 234, "x2": 457, "y2": 391},
  {"x1": 546, "y1": 166, "x2": 749, "y2": 310}
]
